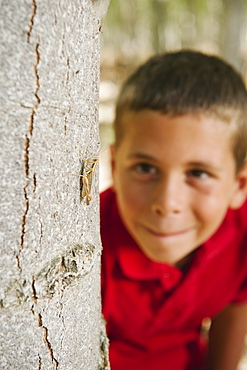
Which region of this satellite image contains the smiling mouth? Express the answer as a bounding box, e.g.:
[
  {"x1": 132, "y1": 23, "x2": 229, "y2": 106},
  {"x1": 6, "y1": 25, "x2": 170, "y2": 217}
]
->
[{"x1": 144, "y1": 226, "x2": 193, "y2": 238}]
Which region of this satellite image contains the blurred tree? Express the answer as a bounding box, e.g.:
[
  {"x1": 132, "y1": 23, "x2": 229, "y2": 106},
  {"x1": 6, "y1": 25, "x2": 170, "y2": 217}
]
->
[
  {"x1": 221, "y1": 0, "x2": 245, "y2": 71},
  {"x1": 151, "y1": 0, "x2": 168, "y2": 53},
  {"x1": 101, "y1": 0, "x2": 247, "y2": 78}
]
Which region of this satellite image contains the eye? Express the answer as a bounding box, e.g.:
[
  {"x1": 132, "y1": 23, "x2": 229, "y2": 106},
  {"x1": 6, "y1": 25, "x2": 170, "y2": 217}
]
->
[
  {"x1": 187, "y1": 169, "x2": 211, "y2": 180},
  {"x1": 133, "y1": 163, "x2": 158, "y2": 176}
]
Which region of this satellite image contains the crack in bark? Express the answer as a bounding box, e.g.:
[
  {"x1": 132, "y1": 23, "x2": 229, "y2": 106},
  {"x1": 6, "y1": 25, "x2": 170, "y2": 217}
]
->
[
  {"x1": 38, "y1": 354, "x2": 42, "y2": 370},
  {"x1": 39, "y1": 216, "x2": 43, "y2": 245},
  {"x1": 63, "y1": 115, "x2": 67, "y2": 135},
  {"x1": 24, "y1": 136, "x2": 30, "y2": 177},
  {"x1": 30, "y1": 304, "x2": 35, "y2": 316},
  {"x1": 20, "y1": 41, "x2": 41, "y2": 251},
  {"x1": 38, "y1": 313, "x2": 59, "y2": 369},
  {"x1": 31, "y1": 278, "x2": 59, "y2": 369},
  {"x1": 34, "y1": 42, "x2": 41, "y2": 106},
  {"x1": 31, "y1": 276, "x2": 38, "y2": 304},
  {"x1": 66, "y1": 57, "x2": 70, "y2": 81},
  {"x1": 27, "y1": 0, "x2": 37, "y2": 42},
  {"x1": 33, "y1": 173, "x2": 37, "y2": 192},
  {"x1": 20, "y1": 185, "x2": 29, "y2": 250},
  {"x1": 15, "y1": 252, "x2": 22, "y2": 273}
]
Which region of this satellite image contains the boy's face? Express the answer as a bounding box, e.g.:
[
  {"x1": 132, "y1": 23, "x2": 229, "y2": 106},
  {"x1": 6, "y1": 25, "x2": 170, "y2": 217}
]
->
[{"x1": 111, "y1": 110, "x2": 247, "y2": 266}]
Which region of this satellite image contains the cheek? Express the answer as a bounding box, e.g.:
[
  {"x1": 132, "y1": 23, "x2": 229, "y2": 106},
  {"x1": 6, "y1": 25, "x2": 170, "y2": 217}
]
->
[
  {"x1": 193, "y1": 195, "x2": 230, "y2": 231},
  {"x1": 116, "y1": 180, "x2": 149, "y2": 217},
  {"x1": 119, "y1": 185, "x2": 144, "y2": 213},
  {"x1": 117, "y1": 192, "x2": 141, "y2": 227}
]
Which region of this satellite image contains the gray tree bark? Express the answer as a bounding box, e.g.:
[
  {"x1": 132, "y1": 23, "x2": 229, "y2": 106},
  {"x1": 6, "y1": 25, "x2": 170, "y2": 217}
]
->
[{"x1": 0, "y1": 0, "x2": 110, "y2": 369}]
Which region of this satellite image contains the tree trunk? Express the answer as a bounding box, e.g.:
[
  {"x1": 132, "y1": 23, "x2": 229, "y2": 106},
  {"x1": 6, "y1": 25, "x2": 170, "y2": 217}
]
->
[
  {"x1": 151, "y1": 0, "x2": 168, "y2": 54},
  {"x1": 221, "y1": 0, "x2": 244, "y2": 72},
  {"x1": 0, "y1": 0, "x2": 110, "y2": 369}
]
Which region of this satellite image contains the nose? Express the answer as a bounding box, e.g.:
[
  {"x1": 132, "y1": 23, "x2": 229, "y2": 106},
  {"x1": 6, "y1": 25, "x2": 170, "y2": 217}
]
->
[{"x1": 151, "y1": 175, "x2": 185, "y2": 217}]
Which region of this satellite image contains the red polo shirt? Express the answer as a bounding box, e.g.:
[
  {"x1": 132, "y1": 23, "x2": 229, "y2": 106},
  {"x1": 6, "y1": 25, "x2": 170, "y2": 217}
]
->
[{"x1": 101, "y1": 188, "x2": 247, "y2": 370}]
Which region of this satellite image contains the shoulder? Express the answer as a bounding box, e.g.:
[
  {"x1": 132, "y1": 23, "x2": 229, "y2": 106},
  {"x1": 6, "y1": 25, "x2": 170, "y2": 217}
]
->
[
  {"x1": 235, "y1": 198, "x2": 247, "y2": 227},
  {"x1": 217, "y1": 198, "x2": 247, "y2": 235},
  {"x1": 100, "y1": 187, "x2": 123, "y2": 250},
  {"x1": 200, "y1": 199, "x2": 247, "y2": 272},
  {"x1": 223, "y1": 199, "x2": 247, "y2": 237},
  {"x1": 203, "y1": 199, "x2": 247, "y2": 264},
  {"x1": 100, "y1": 187, "x2": 116, "y2": 229},
  {"x1": 100, "y1": 187, "x2": 115, "y2": 211}
]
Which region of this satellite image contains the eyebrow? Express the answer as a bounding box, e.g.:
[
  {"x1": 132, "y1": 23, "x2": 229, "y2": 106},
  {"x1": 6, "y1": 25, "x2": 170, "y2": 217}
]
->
[
  {"x1": 186, "y1": 162, "x2": 222, "y2": 172},
  {"x1": 127, "y1": 153, "x2": 156, "y2": 160}
]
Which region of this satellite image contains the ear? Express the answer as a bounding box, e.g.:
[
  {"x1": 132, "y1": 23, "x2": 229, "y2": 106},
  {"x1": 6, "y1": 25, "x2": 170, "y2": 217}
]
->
[{"x1": 229, "y1": 163, "x2": 247, "y2": 209}]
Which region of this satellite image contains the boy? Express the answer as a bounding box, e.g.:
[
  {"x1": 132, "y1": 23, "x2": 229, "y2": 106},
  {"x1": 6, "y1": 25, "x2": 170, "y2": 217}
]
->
[{"x1": 101, "y1": 50, "x2": 247, "y2": 370}]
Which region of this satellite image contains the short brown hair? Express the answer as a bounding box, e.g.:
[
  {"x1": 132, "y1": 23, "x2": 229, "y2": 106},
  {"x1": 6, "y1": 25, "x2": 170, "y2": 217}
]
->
[{"x1": 114, "y1": 50, "x2": 247, "y2": 171}]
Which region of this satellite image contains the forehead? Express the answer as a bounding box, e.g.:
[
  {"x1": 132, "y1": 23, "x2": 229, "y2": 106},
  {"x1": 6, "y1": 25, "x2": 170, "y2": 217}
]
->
[
  {"x1": 118, "y1": 110, "x2": 235, "y2": 165},
  {"x1": 120, "y1": 109, "x2": 233, "y2": 139}
]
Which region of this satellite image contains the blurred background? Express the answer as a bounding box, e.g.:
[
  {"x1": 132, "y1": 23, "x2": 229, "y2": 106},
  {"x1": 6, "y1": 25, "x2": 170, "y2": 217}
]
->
[
  {"x1": 98, "y1": 2, "x2": 247, "y2": 366},
  {"x1": 99, "y1": 0, "x2": 247, "y2": 191}
]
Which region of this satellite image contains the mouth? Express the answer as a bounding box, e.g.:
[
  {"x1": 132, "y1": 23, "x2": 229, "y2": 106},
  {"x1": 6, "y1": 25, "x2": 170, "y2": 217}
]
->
[{"x1": 143, "y1": 226, "x2": 193, "y2": 238}]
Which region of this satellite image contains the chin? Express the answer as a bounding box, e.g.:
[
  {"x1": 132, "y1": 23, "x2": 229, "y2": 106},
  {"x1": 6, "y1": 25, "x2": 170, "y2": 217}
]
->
[
  {"x1": 141, "y1": 247, "x2": 176, "y2": 265},
  {"x1": 140, "y1": 239, "x2": 197, "y2": 265}
]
